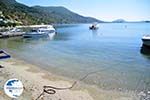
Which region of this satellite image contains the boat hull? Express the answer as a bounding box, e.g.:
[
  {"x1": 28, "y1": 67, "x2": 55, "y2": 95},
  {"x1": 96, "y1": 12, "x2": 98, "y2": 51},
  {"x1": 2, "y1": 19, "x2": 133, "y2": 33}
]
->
[
  {"x1": 142, "y1": 39, "x2": 150, "y2": 47},
  {"x1": 89, "y1": 26, "x2": 99, "y2": 30},
  {"x1": 23, "y1": 32, "x2": 55, "y2": 38}
]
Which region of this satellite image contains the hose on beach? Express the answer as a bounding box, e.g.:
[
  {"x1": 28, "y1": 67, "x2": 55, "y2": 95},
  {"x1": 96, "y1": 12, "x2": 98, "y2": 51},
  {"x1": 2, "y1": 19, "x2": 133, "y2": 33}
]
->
[{"x1": 35, "y1": 68, "x2": 109, "y2": 100}]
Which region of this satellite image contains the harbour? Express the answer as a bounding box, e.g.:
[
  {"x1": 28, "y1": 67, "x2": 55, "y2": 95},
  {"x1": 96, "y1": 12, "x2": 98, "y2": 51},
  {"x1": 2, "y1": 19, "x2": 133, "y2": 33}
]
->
[
  {"x1": 0, "y1": 25, "x2": 56, "y2": 38},
  {"x1": 1, "y1": 23, "x2": 150, "y2": 92},
  {"x1": 0, "y1": 0, "x2": 150, "y2": 99}
]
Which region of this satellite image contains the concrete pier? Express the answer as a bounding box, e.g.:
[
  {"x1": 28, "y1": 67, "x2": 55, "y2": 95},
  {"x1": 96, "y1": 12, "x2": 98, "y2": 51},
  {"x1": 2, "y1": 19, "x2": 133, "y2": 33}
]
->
[{"x1": 0, "y1": 31, "x2": 25, "y2": 38}]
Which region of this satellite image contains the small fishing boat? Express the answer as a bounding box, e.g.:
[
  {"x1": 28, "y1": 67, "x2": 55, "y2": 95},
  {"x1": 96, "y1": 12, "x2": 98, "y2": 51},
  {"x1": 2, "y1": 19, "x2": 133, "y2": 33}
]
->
[
  {"x1": 23, "y1": 25, "x2": 56, "y2": 38},
  {"x1": 142, "y1": 35, "x2": 150, "y2": 47},
  {"x1": 89, "y1": 23, "x2": 99, "y2": 30}
]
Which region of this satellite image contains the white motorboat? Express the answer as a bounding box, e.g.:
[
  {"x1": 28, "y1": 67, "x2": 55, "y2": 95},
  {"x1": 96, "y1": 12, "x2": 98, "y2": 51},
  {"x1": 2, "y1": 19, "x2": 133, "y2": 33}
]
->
[
  {"x1": 23, "y1": 25, "x2": 56, "y2": 38},
  {"x1": 142, "y1": 35, "x2": 150, "y2": 46}
]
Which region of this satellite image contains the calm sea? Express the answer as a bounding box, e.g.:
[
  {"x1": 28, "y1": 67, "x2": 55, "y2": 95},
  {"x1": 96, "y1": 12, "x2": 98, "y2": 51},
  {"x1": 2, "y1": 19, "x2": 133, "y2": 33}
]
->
[{"x1": 0, "y1": 23, "x2": 150, "y2": 91}]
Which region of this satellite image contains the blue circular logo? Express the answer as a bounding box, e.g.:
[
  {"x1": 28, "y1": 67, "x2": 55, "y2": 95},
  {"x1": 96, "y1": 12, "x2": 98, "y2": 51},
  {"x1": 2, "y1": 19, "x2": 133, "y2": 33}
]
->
[{"x1": 4, "y1": 79, "x2": 23, "y2": 98}]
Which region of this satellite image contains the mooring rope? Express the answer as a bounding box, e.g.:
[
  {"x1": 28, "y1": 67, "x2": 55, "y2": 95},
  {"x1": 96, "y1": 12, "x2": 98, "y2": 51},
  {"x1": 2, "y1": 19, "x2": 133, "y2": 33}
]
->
[{"x1": 35, "y1": 67, "x2": 109, "y2": 100}]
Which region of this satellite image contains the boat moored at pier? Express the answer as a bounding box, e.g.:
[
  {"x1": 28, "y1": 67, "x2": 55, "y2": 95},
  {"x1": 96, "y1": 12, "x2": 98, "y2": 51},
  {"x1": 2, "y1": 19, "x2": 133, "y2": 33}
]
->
[{"x1": 23, "y1": 25, "x2": 56, "y2": 38}]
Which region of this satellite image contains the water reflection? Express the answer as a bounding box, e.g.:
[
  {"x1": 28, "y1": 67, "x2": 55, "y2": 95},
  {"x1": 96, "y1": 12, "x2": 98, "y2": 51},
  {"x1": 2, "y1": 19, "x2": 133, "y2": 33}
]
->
[
  {"x1": 0, "y1": 33, "x2": 56, "y2": 50},
  {"x1": 22, "y1": 37, "x2": 51, "y2": 43},
  {"x1": 91, "y1": 29, "x2": 102, "y2": 38}
]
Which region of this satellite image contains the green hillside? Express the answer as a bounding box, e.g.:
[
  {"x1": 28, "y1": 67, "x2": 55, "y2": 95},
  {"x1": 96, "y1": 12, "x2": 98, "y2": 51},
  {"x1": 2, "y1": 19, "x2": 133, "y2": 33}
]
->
[{"x1": 0, "y1": 0, "x2": 102, "y2": 26}]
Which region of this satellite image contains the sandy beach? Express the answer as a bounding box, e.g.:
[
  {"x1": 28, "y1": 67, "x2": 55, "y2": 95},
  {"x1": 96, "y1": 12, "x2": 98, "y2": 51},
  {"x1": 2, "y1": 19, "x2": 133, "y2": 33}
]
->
[
  {"x1": 0, "y1": 58, "x2": 141, "y2": 100},
  {"x1": 0, "y1": 0, "x2": 149, "y2": 99}
]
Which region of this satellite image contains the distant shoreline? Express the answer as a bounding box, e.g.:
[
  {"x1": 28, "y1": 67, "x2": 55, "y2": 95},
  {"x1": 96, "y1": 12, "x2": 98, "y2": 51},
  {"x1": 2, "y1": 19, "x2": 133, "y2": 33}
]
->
[{"x1": 0, "y1": 22, "x2": 150, "y2": 28}]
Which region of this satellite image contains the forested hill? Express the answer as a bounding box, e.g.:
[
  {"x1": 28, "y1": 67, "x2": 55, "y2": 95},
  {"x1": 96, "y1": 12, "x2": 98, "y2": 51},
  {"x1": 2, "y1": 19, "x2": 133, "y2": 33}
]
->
[{"x1": 0, "y1": 0, "x2": 103, "y2": 26}]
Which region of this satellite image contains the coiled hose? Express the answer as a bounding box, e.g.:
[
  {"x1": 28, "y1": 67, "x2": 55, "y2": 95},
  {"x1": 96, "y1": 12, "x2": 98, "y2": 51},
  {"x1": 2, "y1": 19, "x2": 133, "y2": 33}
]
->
[{"x1": 35, "y1": 68, "x2": 109, "y2": 100}]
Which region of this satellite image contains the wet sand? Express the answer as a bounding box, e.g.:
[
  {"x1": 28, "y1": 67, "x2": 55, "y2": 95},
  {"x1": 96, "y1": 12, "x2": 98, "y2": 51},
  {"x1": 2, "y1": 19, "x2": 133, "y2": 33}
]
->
[{"x1": 0, "y1": 58, "x2": 140, "y2": 100}]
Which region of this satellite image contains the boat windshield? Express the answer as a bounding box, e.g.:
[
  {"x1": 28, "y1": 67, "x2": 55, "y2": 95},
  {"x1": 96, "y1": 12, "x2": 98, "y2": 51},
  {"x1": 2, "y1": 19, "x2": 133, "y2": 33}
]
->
[
  {"x1": 39, "y1": 29, "x2": 55, "y2": 33},
  {"x1": 31, "y1": 30, "x2": 37, "y2": 32}
]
